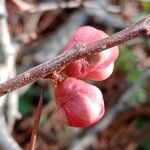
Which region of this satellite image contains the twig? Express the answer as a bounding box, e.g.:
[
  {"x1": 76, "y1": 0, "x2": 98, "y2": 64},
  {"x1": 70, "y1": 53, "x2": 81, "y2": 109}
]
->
[
  {"x1": 0, "y1": 15, "x2": 149, "y2": 97},
  {"x1": 29, "y1": 91, "x2": 43, "y2": 150}
]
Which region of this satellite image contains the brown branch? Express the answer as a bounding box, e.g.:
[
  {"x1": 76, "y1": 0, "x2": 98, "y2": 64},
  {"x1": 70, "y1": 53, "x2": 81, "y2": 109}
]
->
[
  {"x1": 29, "y1": 91, "x2": 43, "y2": 150},
  {"x1": 0, "y1": 15, "x2": 149, "y2": 97}
]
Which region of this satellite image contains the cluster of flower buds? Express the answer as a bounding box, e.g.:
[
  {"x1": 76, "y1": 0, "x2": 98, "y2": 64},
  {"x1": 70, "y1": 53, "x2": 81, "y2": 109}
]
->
[{"x1": 54, "y1": 26, "x2": 119, "y2": 128}]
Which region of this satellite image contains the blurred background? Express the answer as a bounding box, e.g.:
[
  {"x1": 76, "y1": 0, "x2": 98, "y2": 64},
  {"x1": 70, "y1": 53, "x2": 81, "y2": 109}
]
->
[{"x1": 0, "y1": 0, "x2": 150, "y2": 149}]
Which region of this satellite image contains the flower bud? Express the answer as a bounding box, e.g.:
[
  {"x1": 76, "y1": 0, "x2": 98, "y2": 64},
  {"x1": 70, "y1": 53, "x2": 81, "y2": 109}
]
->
[
  {"x1": 63, "y1": 26, "x2": 119, "y2": 81},
  {"x1": 55, "y1": 77, "x2": 105, "y2": 128}
]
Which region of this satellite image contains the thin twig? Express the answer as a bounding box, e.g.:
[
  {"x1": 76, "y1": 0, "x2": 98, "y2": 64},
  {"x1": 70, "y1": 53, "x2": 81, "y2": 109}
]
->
[
  {"x1": 29, "y1": 91, "x2": 43, "y2": 150},
  {"x1": 0, "y1": 15, "x2": 149, "y2": 97}
]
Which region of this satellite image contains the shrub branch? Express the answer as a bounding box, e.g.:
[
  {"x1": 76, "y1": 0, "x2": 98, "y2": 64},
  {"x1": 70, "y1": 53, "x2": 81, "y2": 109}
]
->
[{"x1": 0, "y1": 15, "x2": 149, "y2": 97}]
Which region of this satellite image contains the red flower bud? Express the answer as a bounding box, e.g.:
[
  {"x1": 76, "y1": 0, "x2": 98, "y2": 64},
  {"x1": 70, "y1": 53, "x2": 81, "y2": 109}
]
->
[
  {"x1": 55, "y1": 77, "x2": 105, "y2": 128},
  {"x1": 63, "y1": 26, "x2": 119, "y2": 81}
]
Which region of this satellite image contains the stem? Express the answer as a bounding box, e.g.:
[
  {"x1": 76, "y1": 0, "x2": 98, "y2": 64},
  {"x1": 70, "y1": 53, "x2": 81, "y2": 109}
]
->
[
  {"x1": 29, "y1": 91, "x2": 43, "y2": 150},
  {"x1": 0, "y1": 15, "x2": 149, "y2": 97}
]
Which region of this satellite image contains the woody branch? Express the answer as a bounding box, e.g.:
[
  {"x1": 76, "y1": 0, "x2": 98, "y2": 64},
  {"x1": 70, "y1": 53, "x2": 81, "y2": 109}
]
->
[{"x1": 0, "y1": 15, "x2": 149, "y2": 97}]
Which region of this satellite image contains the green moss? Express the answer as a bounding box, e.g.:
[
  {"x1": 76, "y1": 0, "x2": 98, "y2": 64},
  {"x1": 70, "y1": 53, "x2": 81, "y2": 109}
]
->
[
  {"x1": 116, "y1": 46, "x2": 144, "y2": 84},
  {"x1": 131, "y1": 88, "x2": 147, "y2": 104}
]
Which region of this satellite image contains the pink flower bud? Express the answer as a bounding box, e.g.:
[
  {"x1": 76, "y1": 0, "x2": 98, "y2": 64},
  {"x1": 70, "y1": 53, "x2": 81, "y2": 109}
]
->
[
  {"x1": 55, "y1": 77, "x2": 105, "y2": 128},
  {"x1": 63, "y1": 26, "x2": 119, "y2": 81}
]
